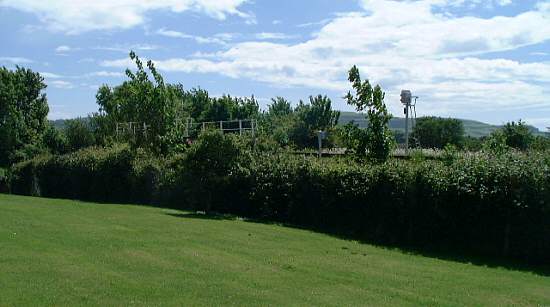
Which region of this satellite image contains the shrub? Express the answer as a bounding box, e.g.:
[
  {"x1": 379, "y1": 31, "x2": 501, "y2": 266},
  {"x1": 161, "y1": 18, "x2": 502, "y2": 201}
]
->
[
  {"x1": 174, "y1": 130, "x2": 249, "y2": 212},
  {"x1": 9, "y1": 142, "x2": 550, "y2": 264},
  {"x1": 211, "y1": 152, "x2": 550, "y2": 264},
  {"x1": 65, "y1": 118, "x2": 96, "y2": 152},
  {"x1": 411, "y1": 117, "x2": 465, "y2": 149},
  {"x1": 10, "y1": 144, "x2": 162, "y2": 204}
]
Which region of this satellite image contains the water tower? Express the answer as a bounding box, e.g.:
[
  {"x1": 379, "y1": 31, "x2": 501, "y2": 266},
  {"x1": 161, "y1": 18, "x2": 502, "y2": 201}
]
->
[{"x1": 400, "y1": 90, "x2": 418, "y2": 154}]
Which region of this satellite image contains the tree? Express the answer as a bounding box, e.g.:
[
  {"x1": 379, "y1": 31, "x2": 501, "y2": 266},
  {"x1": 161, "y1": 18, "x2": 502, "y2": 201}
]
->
[
  {"x1": 500, "y1": 120, "x2": 533, "y2": 151},
  {"x1": 336, "y1": 121, "x2": 368, "y2": 155},
  {"x1": 268, "y1": 97, "x2": 293, "y2": 117},
  {"x1": 345, "y1": 66, "x2": 393, "y2": 161},
  {"x1": 290, "y1": 95, "x2": 340, "y2": 148},
  {"x1": 411, "y1": 117, "x2": 465, "y2": 149},
  {"x1": 43, "y1": 125, "x2": 68, "y2": 154},
  {"x1": 179, "y1": 130, "x2": 245, "y2": 212},
  {"x1": 0, "y1": 66, "x2": 49, "y2": 166},
  {"x1": 259, "y1": 97, "x2": 295, "y2": 147},
  {"x1": 94, "y1": 51, "x2": 183, "y2": 153},
  {"x1": 65, "y1": 118, "x2": 95, "y2": 151}
]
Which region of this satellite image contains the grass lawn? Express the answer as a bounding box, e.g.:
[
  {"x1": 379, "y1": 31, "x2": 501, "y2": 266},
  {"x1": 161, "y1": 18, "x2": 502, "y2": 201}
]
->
[{"x1": 1, "y1": 194, "x2": 549, "y2": 306}]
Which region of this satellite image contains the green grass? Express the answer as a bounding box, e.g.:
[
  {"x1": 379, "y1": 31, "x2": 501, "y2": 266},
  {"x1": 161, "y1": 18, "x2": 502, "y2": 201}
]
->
[{"x1": 1, "y1": 194, "x2": 549, "y2": 306}]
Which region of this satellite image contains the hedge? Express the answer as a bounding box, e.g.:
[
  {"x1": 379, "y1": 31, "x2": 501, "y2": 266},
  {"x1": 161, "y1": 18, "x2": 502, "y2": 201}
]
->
[
  {"x1": 8, "y1": 141, "x2": 550, "y2": 264},
  {"x1": 221, "y1": 153, "x2": 550, "y2": 264},
  {"x1": 10, "y1": 145, "x2": 163, "y2": 204}
]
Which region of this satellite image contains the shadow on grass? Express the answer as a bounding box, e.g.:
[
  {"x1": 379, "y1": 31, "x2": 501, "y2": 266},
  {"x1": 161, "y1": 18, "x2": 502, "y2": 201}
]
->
[{"x1": 167, "y1": 211, "x2": 550, "y2": 277}]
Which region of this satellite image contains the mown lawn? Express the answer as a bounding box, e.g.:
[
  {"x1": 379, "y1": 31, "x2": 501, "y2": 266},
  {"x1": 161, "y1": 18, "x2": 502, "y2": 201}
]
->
[{"x1": 0, "y1": 194, "x2": 548, "y2": 306}]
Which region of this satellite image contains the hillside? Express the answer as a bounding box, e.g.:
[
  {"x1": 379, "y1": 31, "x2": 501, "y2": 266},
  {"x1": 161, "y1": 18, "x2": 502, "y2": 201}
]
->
[
  {"x1": 339, "y1": 112, "x2": 547, "y2": 138},
  {"x1": 50, "y1": 114, "x2": 547, "y2": 138},
  {"x1": 1, "y1": 194, "x2": 549, "y2": 306}
]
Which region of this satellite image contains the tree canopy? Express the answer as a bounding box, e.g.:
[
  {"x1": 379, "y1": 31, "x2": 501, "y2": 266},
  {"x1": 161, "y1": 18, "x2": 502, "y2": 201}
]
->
[
  {"x1": 0, "y1": 66, "x2": 49, "y2": 166},
  {"x1": 345, "y1": 65, "x2": 393, "y2": 161},
  {"x1": 411, "y1": 116, "x2": 465, "y2": 149}
]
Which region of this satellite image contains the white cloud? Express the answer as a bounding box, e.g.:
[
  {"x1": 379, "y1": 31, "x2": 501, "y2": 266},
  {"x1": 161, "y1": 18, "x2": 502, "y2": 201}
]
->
[
  {"x1": 255, "y1": 32, "x2": 297, "y2": 40},
  {"x1": 0, "y1": 57, "x2": 33, "y2": 64},
  {"x1": 41, "y1": 72, "x2": 64, "y2": 79},
  {"x1": 85, "y1": 71, "x2": 125, "y2": 78},
  {"x1": 0, "y1": 0, "x2": 252, "y2": 33},
  {"x1": 94, "y1": 44, "x2": 161, "y2": 53},
  {"x1": 102, "y1": 0, "x2": 550, "y2": 116},
  {"x1": 50, "y1": 80, "x2": 74, "y2": 89},
  {"x1": 55, "y1": 45, "x2": 80, "y2": 54},
  {"x1": 156, "y1": 28, "x2": 227, "y2": 45}
]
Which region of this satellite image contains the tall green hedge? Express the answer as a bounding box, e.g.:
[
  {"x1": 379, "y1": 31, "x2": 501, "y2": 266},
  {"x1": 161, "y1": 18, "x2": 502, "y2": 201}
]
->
[
  {"x1": 10, "y1": 145, "x2": 163, "y2": 204},
  {"x1": 223, "y1": 153, "x2": 550, "y2": 263},
  {"x1": 8, "y1": 143, "x2": 550, "y2": 264}
]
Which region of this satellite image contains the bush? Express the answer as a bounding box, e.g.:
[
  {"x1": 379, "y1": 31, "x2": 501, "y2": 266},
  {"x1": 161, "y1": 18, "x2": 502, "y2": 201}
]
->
[
  {"x1": 173, "y1": 130, "x2": 250, "y2": 212},
  {"x1": 411, "y1": 117, "x2": 465, "y2": 149},
  {"x1": 9, "y1": 142, "x2": 550, "y2": 264},
  {"x1": 10, "y1": 144, "x2": 162, "y2": 204},
  {"x1": 65, "y1": 118, "x2": 96, "y2": 152},
  {"x1": 212, "y1": 152, "x2": 550, "y2": 264}
]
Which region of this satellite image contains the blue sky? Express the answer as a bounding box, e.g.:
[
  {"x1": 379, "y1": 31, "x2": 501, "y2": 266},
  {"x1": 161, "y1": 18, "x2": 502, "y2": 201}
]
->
[{"x1": 0, "y1": 0, "x2": 549, "y2": 130}]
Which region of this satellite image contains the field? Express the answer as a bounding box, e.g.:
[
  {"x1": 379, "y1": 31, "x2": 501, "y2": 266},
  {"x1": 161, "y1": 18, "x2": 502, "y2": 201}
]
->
[{"x1": 1, "y1": 194, "x2": 549, "y2": 306}]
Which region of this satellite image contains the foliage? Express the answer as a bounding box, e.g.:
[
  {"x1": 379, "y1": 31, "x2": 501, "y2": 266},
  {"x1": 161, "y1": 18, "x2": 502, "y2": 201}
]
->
[
  {"x1": 345, "y1": 66, "x2": 393, "y2": 161},
  {"x1": 10, "y1": 147, "x2": 550, "y2": 264},
  {"x1": 9, "y1": 143, "x2": 48, "y2": 165},
  {"x1": 463, "y1": 136, "x2": 483, "y2": 152},
  {"x1": 94, "y1": 51, "x2": 184, "y2": 153},
  {"x1": 441, "y1": 143, "x2": 459, "y2": 166},
  {"x1": 10, "y1": 144, "x2": 161, "y2": 204},
  {"x1": 268, "y1": 96, "x2": 293, "y2": 117},
  {"x1": 411, "y1": 116, "x2": 465, "y2": 149},
  {"x1": 173, "y1": 130, "x2": 250, "y2": 212},
  {"x1": 500, "y1": 120, "x2": 534, "y2": 151},
  {"x1": 483, "y1": 130, "x2": 509, "y2": 155},
  {"x1": 0, "y1": 66, "x2": 49, "y2": 166},
  {"x1": 335, "y1": 121, "x2": 368, "y2": 155},
  {"x1": 290, "y1": 95, "x2": 340, "y2": 148},
  {"x1": 531, "y1": 135, "x2": 550, "y2": 151},
  {"x1": 42, "y1": 125, "x2": 68, "y2": 154},
  {"x1": 64, "y1": 118, "x2": 96, "y2": 152}
]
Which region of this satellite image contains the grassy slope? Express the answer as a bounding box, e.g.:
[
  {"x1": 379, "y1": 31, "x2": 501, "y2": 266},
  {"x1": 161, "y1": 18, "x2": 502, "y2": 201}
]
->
[{"x1": 1, "y1": 194, "x2": 548, "y2": 306}]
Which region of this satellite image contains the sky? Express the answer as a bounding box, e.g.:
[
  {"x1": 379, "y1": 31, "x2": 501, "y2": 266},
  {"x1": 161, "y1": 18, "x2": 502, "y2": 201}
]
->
[{"x1": 0, "y1": 0, "x2": 549, "y2": 130}]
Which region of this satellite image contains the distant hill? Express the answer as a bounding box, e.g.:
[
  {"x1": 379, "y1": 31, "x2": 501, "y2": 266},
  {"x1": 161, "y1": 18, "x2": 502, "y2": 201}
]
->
[
  {"x1": 49, "y1": 113, "x2": 547, "y2": 138},
  {"x1": 338, "y1": 112, "x2": 547, "y2": 138}
]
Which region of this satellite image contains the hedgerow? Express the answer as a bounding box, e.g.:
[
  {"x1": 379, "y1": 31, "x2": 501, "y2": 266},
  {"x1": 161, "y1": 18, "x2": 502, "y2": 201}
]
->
[
  {"x1": 8, "y1": 137, "x2": 550, "y2": 264},
  {"x1": 10, "y1": 144, "x2": 162, "y2": 204}
]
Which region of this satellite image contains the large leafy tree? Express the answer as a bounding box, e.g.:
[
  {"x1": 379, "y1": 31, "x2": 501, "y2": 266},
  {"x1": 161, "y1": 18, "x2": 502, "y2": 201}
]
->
[
  {"x1": 411, "y1": 116, "x2": 465, "y2": 149},
  {"x1": 0, "y1": 66, "x2": 49, "y2": 166},
  {"x1": 290, "y1": 95, "x2": 340, "y2": 148},
  {"x1": 345, "y1": 66, "x2": 393, "y2": 161},
  {"x1": 94, "y1": 51, "x2": 184, "y2": 153}
]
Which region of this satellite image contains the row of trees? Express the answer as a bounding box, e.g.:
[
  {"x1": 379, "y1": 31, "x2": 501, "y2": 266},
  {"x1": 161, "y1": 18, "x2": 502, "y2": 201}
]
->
[
  {"x1": 1, "y1": 52, "x2": 549, "y2": 168},
  {"x1": 0, "y1": 53, "x2": 344, "y2": 166}
]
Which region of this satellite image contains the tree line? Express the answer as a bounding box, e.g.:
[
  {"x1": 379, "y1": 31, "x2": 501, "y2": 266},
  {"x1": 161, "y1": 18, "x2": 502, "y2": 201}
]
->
[{"x1": 1, "y1": 51, "x2": 549, "y2": 169}]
